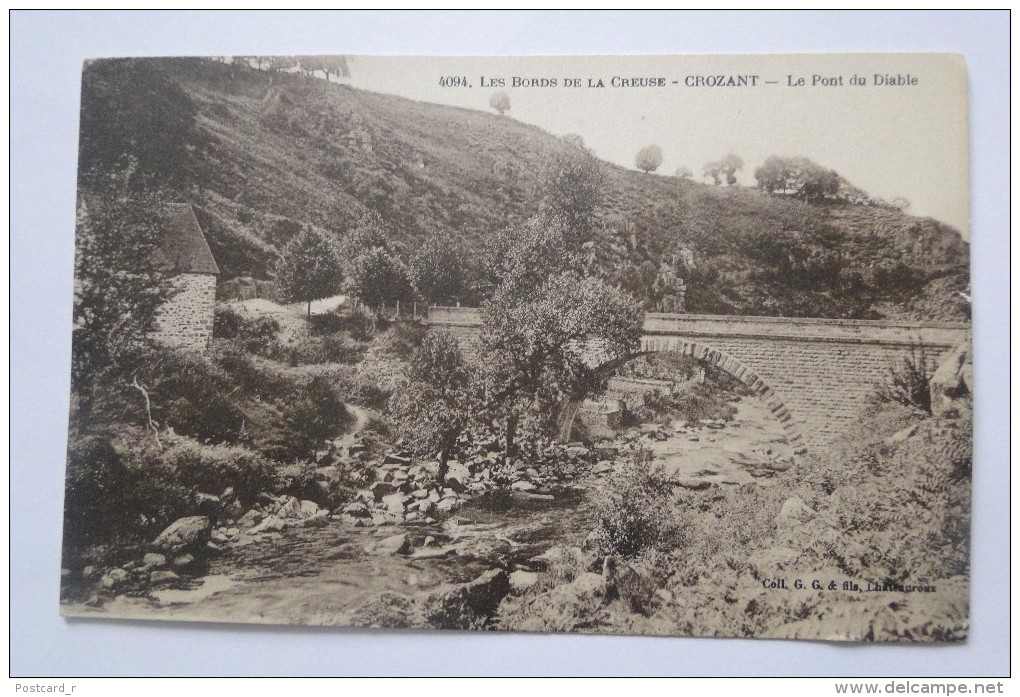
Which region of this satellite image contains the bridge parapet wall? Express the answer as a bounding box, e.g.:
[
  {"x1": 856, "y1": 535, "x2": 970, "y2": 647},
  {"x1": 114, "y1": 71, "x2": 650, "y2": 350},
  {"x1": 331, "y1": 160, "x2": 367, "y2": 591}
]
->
[{"x1": 428, "y1": 307, "x2": 971, "y2": 451}]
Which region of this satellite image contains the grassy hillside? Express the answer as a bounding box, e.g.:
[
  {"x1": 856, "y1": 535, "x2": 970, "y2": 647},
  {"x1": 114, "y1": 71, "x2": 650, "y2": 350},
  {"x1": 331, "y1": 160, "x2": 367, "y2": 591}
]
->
[{"x1": 78, "y1": 58, "x2": 970, "y2": 321}]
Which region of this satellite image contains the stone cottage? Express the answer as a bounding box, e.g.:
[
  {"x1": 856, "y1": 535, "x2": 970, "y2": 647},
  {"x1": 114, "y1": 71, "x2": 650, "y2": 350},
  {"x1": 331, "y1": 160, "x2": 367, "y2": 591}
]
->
[{"x1": 150, "y1": 204, "x2": 220, "y2": 352}]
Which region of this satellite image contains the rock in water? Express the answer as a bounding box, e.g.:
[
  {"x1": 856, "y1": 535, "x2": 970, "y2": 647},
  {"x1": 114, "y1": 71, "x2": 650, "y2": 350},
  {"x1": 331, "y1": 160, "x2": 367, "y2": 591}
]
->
[
  {"x1": 141, "y1": 553, "x2": 167, "y2": 570},
  {"x1": 152, "y1": 516, "x2": 211, "y2": 555},
  {"x1": 428, "y1": 569, "x2": 511, "y2": 628},
  {"x1": 509, "y1": 570, "x2": 540, "y2": 594},
  {"x1": 375, "y1": 533, "x2": 410, "y2": 555},
  {"x1": 149, "y1": 570, "x2": 180, "y2": 584},
  {"x1": 100, "y1": 568, "x2": 130, "y2": 590}
]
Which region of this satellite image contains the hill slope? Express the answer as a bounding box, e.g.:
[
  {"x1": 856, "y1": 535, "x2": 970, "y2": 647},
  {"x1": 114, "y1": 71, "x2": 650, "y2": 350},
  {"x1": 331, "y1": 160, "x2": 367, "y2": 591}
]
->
[{"x1": 78, "y1": 58, "x2": 971, "y2": 321}]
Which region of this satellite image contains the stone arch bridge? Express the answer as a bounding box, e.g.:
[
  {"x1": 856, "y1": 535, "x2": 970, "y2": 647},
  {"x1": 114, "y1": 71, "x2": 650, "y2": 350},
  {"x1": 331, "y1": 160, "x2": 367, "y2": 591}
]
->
[{"x1": 427, "y1": 306, "x2": 970, "y2": 454}]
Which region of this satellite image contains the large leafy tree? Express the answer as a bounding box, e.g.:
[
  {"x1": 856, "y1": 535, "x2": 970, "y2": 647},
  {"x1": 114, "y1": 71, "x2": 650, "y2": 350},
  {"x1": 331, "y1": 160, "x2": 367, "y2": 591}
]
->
[
  {"x1": 274, "y1": 226, "x2": 345, "y2": 316},
  {"x1": 71, "y1": 184, "x2": 178, "y2": 427},
  {"x1": 389, "y1": 333, "x2": 476, "y2": 484},
  {"x1": 409, "y1": 231, "x2": 468, "y2": 306},
  {"x1": 345, "y1": 246, "x2": 416, "y2": 311},
  {"x1": 480, "y1": 273, "x2": 643, "y2": 449},
  {"x1": 480, "y1": 140, "x2": 643, "y2": 448}
]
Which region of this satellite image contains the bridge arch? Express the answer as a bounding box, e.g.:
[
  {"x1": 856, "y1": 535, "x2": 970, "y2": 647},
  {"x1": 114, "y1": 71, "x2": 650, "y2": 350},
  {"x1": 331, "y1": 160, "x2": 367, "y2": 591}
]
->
[{"x1": 559, "y1": 339, "x2": 807, "y2": 455}]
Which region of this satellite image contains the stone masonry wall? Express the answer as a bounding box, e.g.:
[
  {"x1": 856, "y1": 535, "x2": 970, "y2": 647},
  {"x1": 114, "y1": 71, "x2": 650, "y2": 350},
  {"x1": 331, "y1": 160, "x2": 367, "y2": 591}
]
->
[
  {"x1": 428, "y1": 307, "x2": 972, "y2": 453},
  {"x1": 152, "y1": 273, "x2": 217, "y2": 352}
]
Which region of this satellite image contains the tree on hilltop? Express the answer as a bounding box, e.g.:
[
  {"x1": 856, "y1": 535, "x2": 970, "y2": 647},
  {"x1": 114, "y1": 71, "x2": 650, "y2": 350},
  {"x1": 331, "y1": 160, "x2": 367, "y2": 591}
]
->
[
  {"x1": 704, "y1": 153, "x2": 744, "y2": 186},
  {"x1": 635, "y1": 145, "x2": 664, "y2": 174},
  {"x1": 489, "y1": 90, "x2": 511, "y2": 115}
]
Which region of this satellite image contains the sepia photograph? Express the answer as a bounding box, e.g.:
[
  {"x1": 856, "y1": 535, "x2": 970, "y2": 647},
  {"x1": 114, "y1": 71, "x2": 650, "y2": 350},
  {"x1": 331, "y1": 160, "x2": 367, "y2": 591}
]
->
[{"x1": 56, "y1": 51, "x2": 976, "y2": 643}]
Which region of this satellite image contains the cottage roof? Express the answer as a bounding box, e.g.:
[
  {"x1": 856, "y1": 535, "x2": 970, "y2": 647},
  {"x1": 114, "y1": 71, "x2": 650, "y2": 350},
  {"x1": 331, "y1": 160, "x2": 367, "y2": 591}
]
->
[{"x1": 154, "y1": 204, "x2": 220, "y2": 275}]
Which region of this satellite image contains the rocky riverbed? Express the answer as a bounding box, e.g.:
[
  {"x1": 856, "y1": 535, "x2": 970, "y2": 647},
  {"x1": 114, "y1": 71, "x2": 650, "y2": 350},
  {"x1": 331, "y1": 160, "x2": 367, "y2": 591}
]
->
[{"x1": 61, "y1": 396, "x2": 792, "y2": 629}]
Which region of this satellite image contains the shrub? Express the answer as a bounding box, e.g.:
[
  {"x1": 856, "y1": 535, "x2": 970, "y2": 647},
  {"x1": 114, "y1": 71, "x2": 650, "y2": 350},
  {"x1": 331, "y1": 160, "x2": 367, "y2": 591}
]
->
[
  {"x1": 235, "y1": 316, "x2": 285, "y2": 358},
  {"x1": 587, "y1": 450, "x2": 691, "y2": 558},
  {"x1": 344, "y1": 309, "x2": 376, "y2": 342},
  {"x1": 214, "y1": 348, "x2": 292, "y2": 401},
  {"x1": 264, "y1": 376, "x2": 354, "y2": 461},
  {"x1": 383, "y1": 321, "x2": 427, "y2": 359},
  {"x1": 874, "y1": 343, "x2": 935, "y2": 414},
  {"x1": 159, "y1": 439, "x2": 278, "y2": 506},
  {"x1": 330, "y1": 366, "x2": 391, "y2": 410},
  {"x1": 291, "y1": 334, "x2": 367, "y2": 365},
  {"x1": 307, "y1": 309, "x2": 349, "y2": 336},
  {"x1": 63, "y1": 433, "x2": 194, "y2": 563},
  {"x1": 119, "y1": 350, "x2": 247, "y2": 445},
  {"x1": 213, "y1": 305, "x2": 245, "y2": 339}
]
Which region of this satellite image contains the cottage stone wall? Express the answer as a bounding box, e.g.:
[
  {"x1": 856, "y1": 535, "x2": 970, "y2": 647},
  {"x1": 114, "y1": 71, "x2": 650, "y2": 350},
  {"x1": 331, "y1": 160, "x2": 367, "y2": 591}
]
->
[
  {"x1": 427, "y1": 306, "x2": 972, "y2": 452},
  {"x1": 152, "y1": 273, "x2": 217, "y2": 352}
]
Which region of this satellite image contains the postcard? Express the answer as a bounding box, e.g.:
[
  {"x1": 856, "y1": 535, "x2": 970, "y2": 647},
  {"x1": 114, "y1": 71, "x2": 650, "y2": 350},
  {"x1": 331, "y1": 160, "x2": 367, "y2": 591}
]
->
[{"x1": 61, "y1": 53, "x2": 972, "y2": 641}]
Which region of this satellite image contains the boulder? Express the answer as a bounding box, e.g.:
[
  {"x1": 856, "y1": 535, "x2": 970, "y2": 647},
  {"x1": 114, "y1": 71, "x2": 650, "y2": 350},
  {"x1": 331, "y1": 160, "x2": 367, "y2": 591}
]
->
[
  {"x1": 141, "y1": 553, "x2": 167, "y2": 571},
  {"x1": 435, "y1": 497, "x2": 461, "y2": 514},
  {"x1": 427, "y1": 569, "x2": 511, "y2": 628},
  {"x1": 444, "y1": 462, "x2": 472, "y2": 492},
  {"x1": 149, "y1": 570, "x2": 179, "y2": 585},
  {"x1": 930, "y1": 343, "x2": 971, "y2": 411},
  {"x1": 237, "y1": 509, "x2": 263, "y2": 528},
  {"x1": 299, "y1": 500, "x2": 321, "y2": 518},
  {"x1": 375, "y1": 533, "x2": 410, "y2": 555},
  {"x1": 370, "y1": 481, "x2": 397, "y2": 501},
  {"x1": 250, "y1": 516, "x2": 288, "y2": 534},
  {"x1": 152, "y1": 516, "x2": 211, "y2": 555},
  {"x1": 100, "y1": 568, "x2": 130, "y2": 590},
  {"x1": 194, "y1": 493, "x2": 222, "y2": 519},
  {"x1": 509, "y1": 570, "x2": 540, "y2": 594},
  {"x1": 171, "y1": 553, "x2": 195, "y2": 571},
  {"x1": 384, "y1": 453, "x2": 412, "y2": 466},
  {"x1": 276, "y1": 496, "x2": 302, "y2": 519},
  {"x1": 381, "y1": 492, "x2": 409, "y2": 514},
  {"x1": 511, "y1": 480, "x2": 537, "y2": 492},
  {"x1": 776, "y1": 496, "x2": 816, "y2": 528},
  {"x1": 340, "y1": 501, "x2": 371, "y2": 518},
  {"x1": 298, "y1": 511, "x2": 330, "y2": 528}
]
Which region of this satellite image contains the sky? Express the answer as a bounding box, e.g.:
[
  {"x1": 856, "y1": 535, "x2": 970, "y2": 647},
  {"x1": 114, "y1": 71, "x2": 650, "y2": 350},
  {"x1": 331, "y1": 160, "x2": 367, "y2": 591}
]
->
[{"x1": 346, "y1": 54, "x2": 970, "y2": 238}]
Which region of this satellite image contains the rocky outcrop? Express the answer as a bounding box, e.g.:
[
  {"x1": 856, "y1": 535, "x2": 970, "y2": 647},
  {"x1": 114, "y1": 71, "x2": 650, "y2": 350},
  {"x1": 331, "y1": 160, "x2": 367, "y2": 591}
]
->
[
  {"x1": 930, "y1": 343, "x2": 972, "y2": 413},
  {"x1": 152, "y1": 516, "x2": 211, "y2": 555}
]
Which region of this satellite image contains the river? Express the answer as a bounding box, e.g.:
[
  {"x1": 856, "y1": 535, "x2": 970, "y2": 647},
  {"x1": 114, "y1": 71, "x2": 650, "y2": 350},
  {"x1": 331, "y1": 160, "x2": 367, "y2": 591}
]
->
[{"x1": 79, "y1": 396, "x2": 791, "y2": 627}]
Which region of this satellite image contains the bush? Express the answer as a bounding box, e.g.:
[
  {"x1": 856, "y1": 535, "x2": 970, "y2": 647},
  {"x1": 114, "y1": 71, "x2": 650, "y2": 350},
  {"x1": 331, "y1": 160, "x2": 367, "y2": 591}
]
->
[
  {"x1": 159, "y1": 439, "x2": 278, "y2": 507},
  {"x1": 339, "y1": 309, "x2": 376, "y2": 342},
  {"x1": 63, "y1": 433, "x2": 194, "y2": 563},
  {"x1": 587, "y1": 450, "x2": 691, "y2": 558},
  {"x1": 874, "y1": 343, "x2": 935, "y2": 414},
  {"x1": 213, "y1": 305, "x2": 245, "y2": 339},
  {"x1": 307, "y1": 310, "x2": 349, "y2": 336},
  {"x1": 383, "y1": 321, "x2": 427, "y2": 359},
  {"x1": 214, "y1": 348, "x2": 292, "y2": 401},
  {"x1": 290, "y1": 334, "x2": 367, "y2": 365},
  {"x1": 235, "y1": 316, "x2": 285, "y2": 358},
  {"x1": 330, "y1": 366, "x2": 391, "y2": 410},
  {"x1": 262, "y1": 376, "x2": 355, "y2": 461}
]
